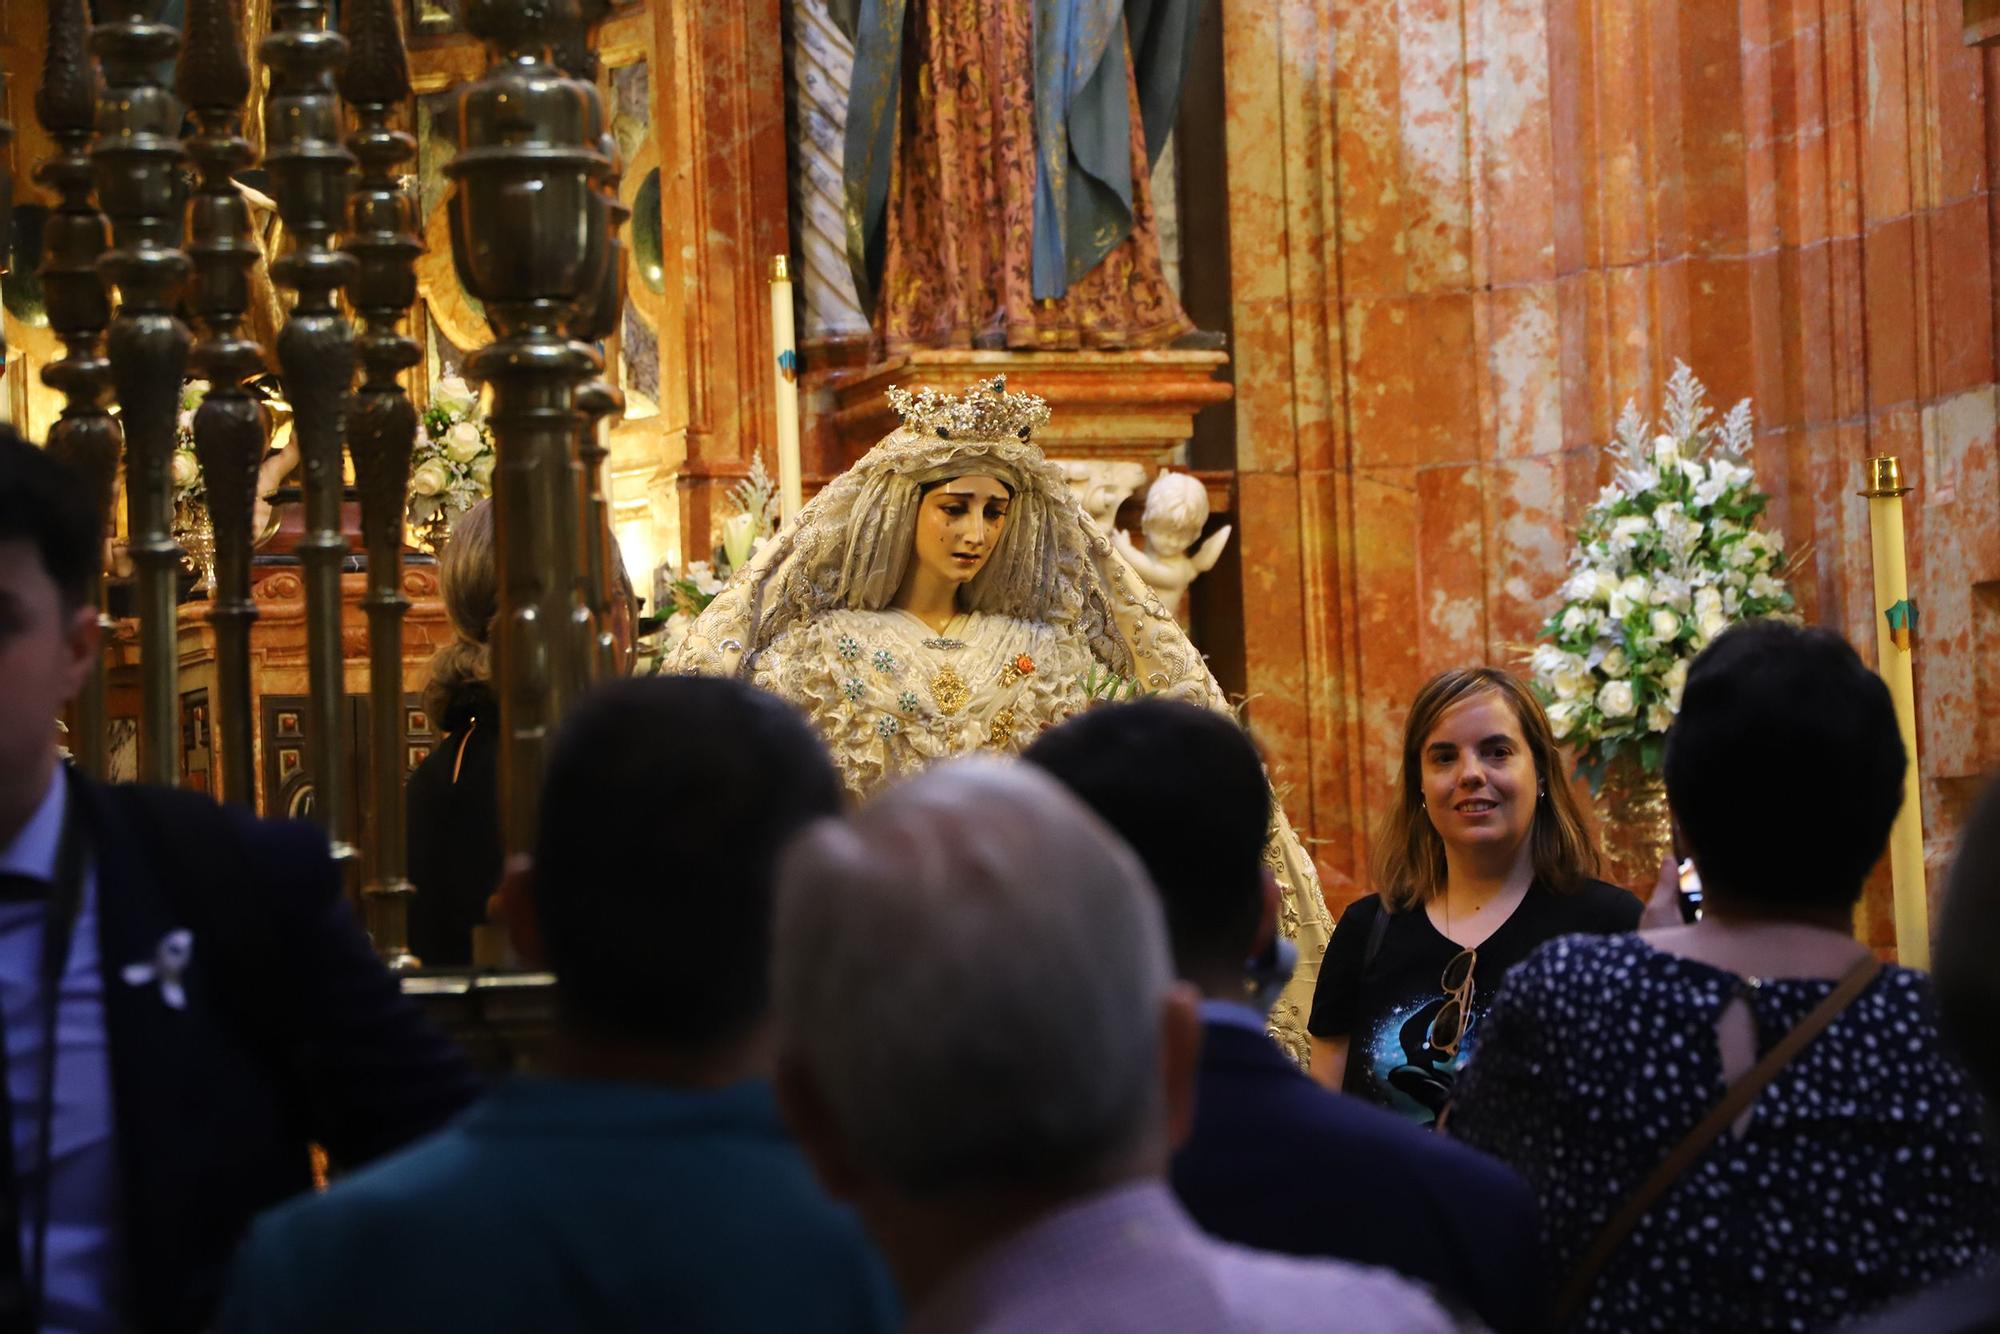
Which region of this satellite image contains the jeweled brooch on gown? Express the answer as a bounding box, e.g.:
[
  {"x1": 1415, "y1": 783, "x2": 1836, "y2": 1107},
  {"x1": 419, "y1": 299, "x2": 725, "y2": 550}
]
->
[{"x1": 930, "y1": 663, "x2": 971, "y2": 715}]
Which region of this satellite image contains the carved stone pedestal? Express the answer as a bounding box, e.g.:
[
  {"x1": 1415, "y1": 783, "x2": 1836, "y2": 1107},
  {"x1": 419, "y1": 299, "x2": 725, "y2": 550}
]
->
[{"x1": 831, "y1": 347, "x2": 1231, "y2": 459}]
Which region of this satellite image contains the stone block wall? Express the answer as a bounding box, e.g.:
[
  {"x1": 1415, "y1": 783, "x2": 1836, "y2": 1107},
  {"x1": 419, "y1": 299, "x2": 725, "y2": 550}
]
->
[{"x1": 1223, "y1": 0, "x2": 2000, "y2": 946}]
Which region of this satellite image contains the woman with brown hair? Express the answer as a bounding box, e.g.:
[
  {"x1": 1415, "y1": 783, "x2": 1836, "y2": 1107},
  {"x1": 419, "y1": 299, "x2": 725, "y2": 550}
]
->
[
  {"x1": 406, "y1": 500, "x2": 502, "y2": 967},
  {"x1": 405, "y1": 500, "x2": 641, "y2": 966},
  {"x1": 1307, "y1": 667, "x2": 1637, "y2": 1125}
]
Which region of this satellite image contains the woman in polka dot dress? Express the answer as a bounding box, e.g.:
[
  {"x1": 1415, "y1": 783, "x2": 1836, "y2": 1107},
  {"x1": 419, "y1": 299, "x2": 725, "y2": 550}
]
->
[{"x1": 1451, "y1": 623, "x2": 1998, "y2": 1332}]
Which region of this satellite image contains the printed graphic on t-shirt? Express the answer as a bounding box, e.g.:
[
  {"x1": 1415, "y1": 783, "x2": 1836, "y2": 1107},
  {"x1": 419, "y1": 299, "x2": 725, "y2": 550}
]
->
[{"x1": 1362, "y1": 991, "x2": 1478, "y2": 1127}]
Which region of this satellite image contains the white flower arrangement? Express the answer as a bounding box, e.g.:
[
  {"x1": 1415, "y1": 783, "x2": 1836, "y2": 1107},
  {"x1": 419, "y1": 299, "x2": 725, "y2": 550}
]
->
[
  {"x1": 408, "y1": 374, "x2": 495, "y2": 540},
  {"x1": 1530, "y1": 362, "x2": 1796, "y2": 787},
  {"x1": 644, "y1": 454, "x2": 782, "y2": 671},
  {"x1": 169, "y1": 379, "x2": 210, "y2": 507}
]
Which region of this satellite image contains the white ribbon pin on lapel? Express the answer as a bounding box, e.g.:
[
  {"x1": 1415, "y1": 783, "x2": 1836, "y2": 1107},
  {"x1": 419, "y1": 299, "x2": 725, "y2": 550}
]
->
[{"x1": 122, "y1": 930, "x2": 193, "y2": 1010}]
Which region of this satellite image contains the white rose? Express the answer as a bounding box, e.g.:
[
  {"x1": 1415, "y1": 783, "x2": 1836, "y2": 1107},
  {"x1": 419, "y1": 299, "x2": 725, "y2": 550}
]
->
[
  {"x1": 1531, "y1": 644, "x2": 1569, "y2": 680},
  {"x1": 1748, "y1": 572, "x2": 1784, "y2": 602},
  {"x1": 1649, "y1": 608, "x2": 1680, "y2": 641},
  {"x1": 1592, "y1": 569, "x2": 1620, "y2": 603},
  {"x1": 1600, "y1": 646, "x2": 1629, "y2": 678},
  {"x1": 1560, "y1": 568, "x2": 1599, "y2": 603},
  {"x1": 170, "y1": 450, "x2": 201, "y2": 489},
  {"x1": 1697, "y1": 608, "x2": 1729, "y2": 643},
  {"x1": 1608, "y1": 574, "x2": 1650, "y2": 620},
  {"x1": 1646, "y1": 702, "x2": 1674, "y2": 733},
  {"x1": 1553, "y1": 669, "x2": 1589, "y2": 702},
  {"x1": 469, "y1": 454, "x2": 495, "y2": 489},
  {"x1": 1596, "y1": 679, "x2": 1637, "y2": 719},
  {"x1": 1546, "y1": 699, "x2": 1581, "y2": 740},
  {"x1": 1693, "y1": 586, "x2": 1723, "y2": 618},
  {"x1": 1560, "y1": 606, "x2": 1588, "y2": 636},
  {"x1": 1662, "y1": 658, "x2": 1689, "y2": 692},
  {"x1": 1652, "y1": 433, "x2": 1681, "y2": 467},
  {"x1": 411, "y1": 460, "x2": 449, "y2": 497},
  {"x1": 444, "y1": 421, "x2": 485, "y2": 463},
  {"x1": 433, "y1": 375, "x2": 477, "y2": 415},
  {"x1": 1649, "y1": 575, "x2": 1688, "y2": 608}
]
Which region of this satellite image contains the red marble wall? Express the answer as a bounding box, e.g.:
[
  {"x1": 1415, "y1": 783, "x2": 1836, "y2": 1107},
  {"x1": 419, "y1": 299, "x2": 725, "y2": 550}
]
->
[{"x1": 1223, "y1": 0, "x2": 2000, "y2": 944}]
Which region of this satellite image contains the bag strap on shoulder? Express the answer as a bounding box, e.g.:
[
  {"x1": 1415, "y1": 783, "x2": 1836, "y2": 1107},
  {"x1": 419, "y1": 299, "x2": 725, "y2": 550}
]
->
[
  {"x1": 1553, "y1": 952, "x2": 1883, "y2": 1327},
  {"x1": 1362, "y1": 897, "x2": 1392, "y2": 971}
]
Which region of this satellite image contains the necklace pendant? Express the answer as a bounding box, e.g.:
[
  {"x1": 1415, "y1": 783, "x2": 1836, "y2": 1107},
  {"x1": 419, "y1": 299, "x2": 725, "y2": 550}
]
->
[{"x1": 930, "y1": 663, "x2": 971, "y2": 715}]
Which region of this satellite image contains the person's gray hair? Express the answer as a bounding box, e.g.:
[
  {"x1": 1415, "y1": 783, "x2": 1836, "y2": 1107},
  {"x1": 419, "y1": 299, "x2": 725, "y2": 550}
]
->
[{"x1": 774, "y1": 758, "x2": 1173, "y2": 1194}]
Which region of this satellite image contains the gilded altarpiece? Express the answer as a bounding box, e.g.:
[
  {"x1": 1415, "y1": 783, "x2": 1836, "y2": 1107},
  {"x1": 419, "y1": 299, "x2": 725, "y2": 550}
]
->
[{"x1": 0, "y1": 0, "x2": 795, "y2": 811}]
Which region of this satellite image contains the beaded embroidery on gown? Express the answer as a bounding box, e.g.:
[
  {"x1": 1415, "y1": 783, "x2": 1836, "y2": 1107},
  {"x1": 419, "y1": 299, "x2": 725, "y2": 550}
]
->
[
  {"x1": 668, "y1": 377, "x2": 1333, "y2": 1061},
  {"x1": 751, "y1": 609, "x2": 1103, "y2": 801}
]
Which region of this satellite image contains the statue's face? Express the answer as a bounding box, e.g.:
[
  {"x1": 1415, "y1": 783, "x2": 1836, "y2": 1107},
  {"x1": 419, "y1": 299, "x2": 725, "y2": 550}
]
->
[{"x1": 913, "y1": 475, "x2": 1012, "y2": 588}]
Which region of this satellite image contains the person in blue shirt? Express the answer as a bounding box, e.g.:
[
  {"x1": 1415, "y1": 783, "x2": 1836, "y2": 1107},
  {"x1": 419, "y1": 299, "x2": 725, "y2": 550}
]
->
[
  {"x1": 1025, "y1": 698, "x2": 1546, "y2": 1334},
  {"x1": 220, "y1": 676, "x2": 899, "y2": 1334}
]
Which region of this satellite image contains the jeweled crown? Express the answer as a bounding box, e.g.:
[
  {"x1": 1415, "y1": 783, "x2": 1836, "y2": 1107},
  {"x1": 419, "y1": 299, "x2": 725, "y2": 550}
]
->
[{"x1": 886, "y1": 374, "x2": 1052, "y2": 442}]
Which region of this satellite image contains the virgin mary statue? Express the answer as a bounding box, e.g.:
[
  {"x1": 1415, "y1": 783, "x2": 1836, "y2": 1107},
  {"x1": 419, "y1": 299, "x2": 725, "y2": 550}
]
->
[{"x1": 669, "y1": 377, "x2": 1331, "y2": 1058}]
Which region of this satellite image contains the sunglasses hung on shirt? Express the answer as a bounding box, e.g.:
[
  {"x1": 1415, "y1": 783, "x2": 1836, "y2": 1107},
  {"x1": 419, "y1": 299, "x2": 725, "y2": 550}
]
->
[{"x1": 1427, "y1": 947, "x2": 1478, "y2": 1058}]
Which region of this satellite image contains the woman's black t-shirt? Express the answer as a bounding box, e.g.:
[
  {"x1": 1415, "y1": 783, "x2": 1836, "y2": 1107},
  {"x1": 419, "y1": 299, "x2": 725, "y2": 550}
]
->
[{"x1": 1307, "y1": 879, "x2": 1638, "y2": 1127}]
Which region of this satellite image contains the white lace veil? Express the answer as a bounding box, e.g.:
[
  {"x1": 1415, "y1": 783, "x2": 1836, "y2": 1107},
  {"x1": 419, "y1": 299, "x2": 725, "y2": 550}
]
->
[{"x1": 667, "y1": 377, "x2": 1334, "y2": 1062}]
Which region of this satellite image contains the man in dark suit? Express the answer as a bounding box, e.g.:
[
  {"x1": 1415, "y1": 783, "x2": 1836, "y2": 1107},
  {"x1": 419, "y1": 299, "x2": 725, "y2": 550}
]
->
[
  {"x1": 1026, "y1": 698, "x2": 1547, "y2": 1334},
  {"x1": 220, "y1": 676, "x2": 898, "y2": 1333},
  {"x1": 0, "y1": 430, "x2": 479, "y2": 1332}
]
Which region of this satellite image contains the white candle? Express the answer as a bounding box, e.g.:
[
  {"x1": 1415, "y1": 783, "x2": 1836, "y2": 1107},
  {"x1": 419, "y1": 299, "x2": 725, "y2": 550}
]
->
[{"x1": 770, "y1": 254, "x2": 803, "y2": 524}]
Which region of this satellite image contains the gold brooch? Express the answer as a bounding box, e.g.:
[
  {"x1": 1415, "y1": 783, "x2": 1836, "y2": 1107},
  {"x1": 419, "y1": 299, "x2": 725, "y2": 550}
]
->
[
  {"x1": 988, "y1": 707, "x2": 1018, "y2": 748},
  {"x1": 930, "y1": 664, "x2": 970, "y2": 715},
  {"x1": 998, "y1": 654, "x2": 1036, "y2": 689}
]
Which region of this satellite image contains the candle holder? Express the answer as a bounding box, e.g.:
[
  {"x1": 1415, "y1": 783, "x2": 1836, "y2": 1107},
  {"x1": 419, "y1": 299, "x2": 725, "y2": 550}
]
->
[
  {"x1": 556, "y1": 0, "x2": 629, "y2": 682},
  {"x1": 263, "y1": 0, "x2": 359, "y2": 867},
  {"x1": 449, "y1": 0, "x2": 611, "y2": 850},
  {"x1": 340, "y1": 0, "x2": 424, "y2": 968},
  {"x1": 38, "y1": 0, "x2": 122, "y2": 778},
  {"x1": 179, "y1": 0, "x2": 268, "y2": 807},
  {"x1": 91, "y1": 0, "x2": 192, "y2": 788}
]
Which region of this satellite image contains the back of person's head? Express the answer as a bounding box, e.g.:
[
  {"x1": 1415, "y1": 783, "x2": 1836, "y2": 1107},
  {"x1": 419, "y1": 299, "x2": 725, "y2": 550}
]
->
[
  {"x1": 1375, "y1": 665, "x2": 1599, "y2": 910},
  {"x1": 1023, "y1": 699, "x2": 1268, "y2": 978},
  {"x1": 0, "y1": 427, "x2": 101, "y2": 610},
  {"x1": 1665, "y1": 620, "x2": 1904, "y2": 909},
  {"x1": 1932, "y1": 777, "x2": 2000, "y2": 1105},
  {"x1": 423, "y1": 499, "x2": 497, "y2": 730},
  {"x1": 774, "y1": 758, "x2": 1174, "y2": 1196},
  {"x1": 534, "y1": 675, "x2": 843, "y2": 1049}
]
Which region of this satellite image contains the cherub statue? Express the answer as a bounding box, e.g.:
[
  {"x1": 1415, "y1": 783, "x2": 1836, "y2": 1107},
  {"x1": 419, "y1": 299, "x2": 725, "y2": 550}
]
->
[
  {"x1": 1059, "y1": 459, "x2": 1150, "y2": 533},
  {"x1": 1111, "y1": 470, "x2": 1231, "y2": 620}
]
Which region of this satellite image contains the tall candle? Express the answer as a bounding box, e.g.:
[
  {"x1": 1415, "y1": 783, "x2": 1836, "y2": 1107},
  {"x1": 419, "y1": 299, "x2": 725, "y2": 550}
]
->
[
  {"x1": 771, "y1": 254, "x2": 803, "y2": 524},
  {"x1": 1861, "y1": 454, "x2": 1929, "y2": 969}
]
